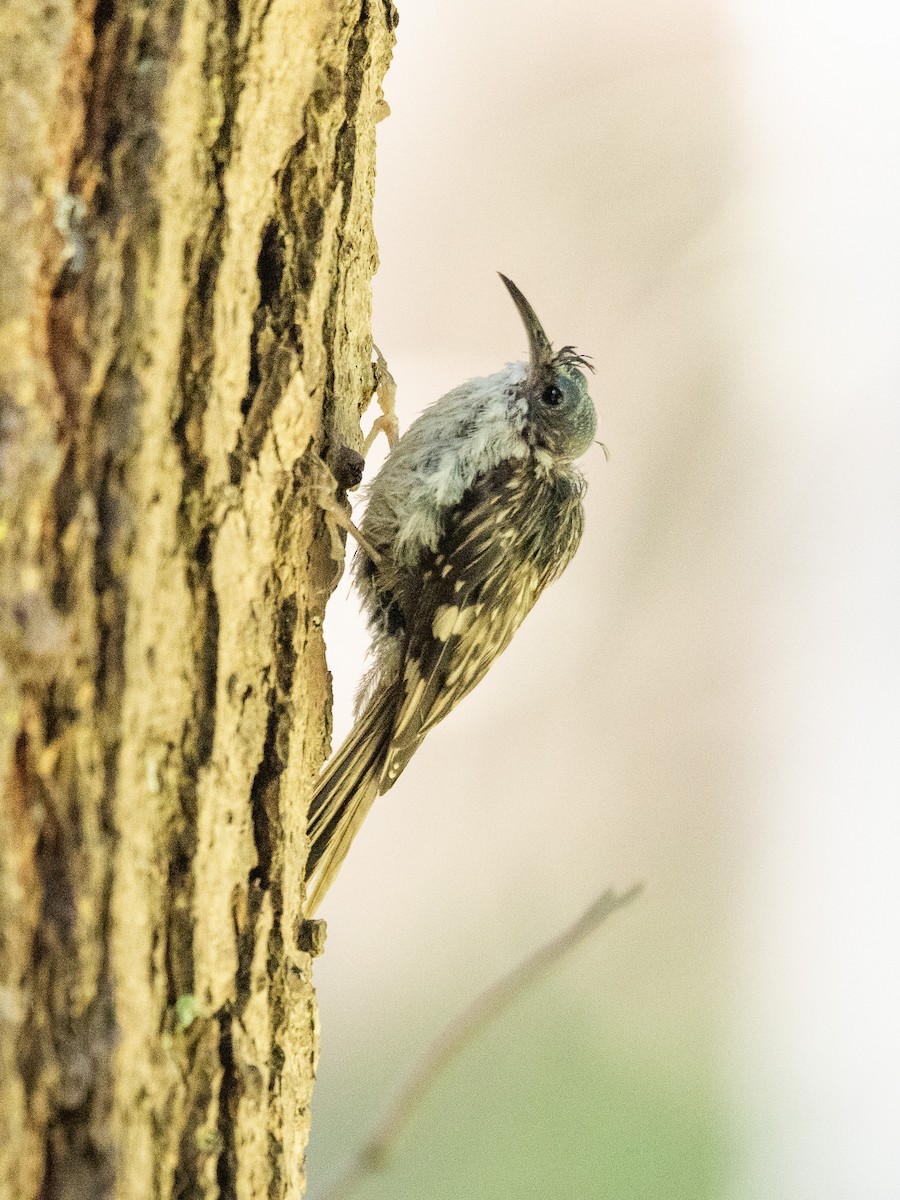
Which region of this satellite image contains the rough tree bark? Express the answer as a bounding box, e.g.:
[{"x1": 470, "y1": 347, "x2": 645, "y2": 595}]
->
[{"x1": 0, "y1": 2, "x2": 396, "y2": 1197}]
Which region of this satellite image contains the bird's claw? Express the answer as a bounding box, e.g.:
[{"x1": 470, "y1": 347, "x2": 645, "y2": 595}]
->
[
  {"x1": 366, "y1": 344, "x2": 400, "y2": 453},
  {"x1": 296, "y1": 448, "x2": 383, "y2": 570}
]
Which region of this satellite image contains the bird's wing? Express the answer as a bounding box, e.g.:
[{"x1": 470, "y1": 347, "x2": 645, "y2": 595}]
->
[{"x1": 380, "y1": 463, "x2": 584, "y2": 789}]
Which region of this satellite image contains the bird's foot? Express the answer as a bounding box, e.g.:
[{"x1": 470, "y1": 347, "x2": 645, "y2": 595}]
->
[
  {"x1": 363, "y1": 344, "x2": 400, "y2": 454},
  {"x1": 296, "y1": 449, "x2": 383, "y2": 569}
]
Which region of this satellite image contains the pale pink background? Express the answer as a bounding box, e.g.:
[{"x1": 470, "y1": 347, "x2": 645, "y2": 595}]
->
[{"x1": 312, "y1": 3, "x2": 900, "y2": 1196}]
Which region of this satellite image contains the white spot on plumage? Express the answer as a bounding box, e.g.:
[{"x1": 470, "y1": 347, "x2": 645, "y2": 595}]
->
[
  {"x1": 432, "y1": 605, "x2": 459, "y2": 640},
  {"x1": 395, "y1": 676, "x2": 427, "y2": 736},
  {"x1": 432, "y1": 603, "x2": 481, "y2": 641},
  {"x1": 534, "y1": 448, "x2": 554, "y2": 474}
]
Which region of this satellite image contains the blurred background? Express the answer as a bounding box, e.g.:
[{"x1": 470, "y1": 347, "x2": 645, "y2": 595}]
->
[{"x1": 310, "y1": 2, "x2": 900, "y2": 1197}]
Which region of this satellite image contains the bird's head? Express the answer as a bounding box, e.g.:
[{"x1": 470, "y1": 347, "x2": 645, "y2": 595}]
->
[{"x1": 499, "y1": 273, "x2": 598, "y2": 461}]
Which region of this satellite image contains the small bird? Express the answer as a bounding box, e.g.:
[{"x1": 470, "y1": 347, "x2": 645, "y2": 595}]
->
[{"x1": 305, "y1": 275, "x2": 599, "y2": 913}]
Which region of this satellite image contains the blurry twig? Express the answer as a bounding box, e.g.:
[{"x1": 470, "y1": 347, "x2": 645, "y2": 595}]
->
[{"x1": 314, "y1": 883, "x2": 645, "y2": 1200}]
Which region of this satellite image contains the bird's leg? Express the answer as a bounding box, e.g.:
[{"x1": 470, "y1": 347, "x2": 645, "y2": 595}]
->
[
  {"x1": 363, "y1": 344, "x2": 400, "y2": 454},
  {"x1": 296, "y1": 449, "x2": 383, "y2": 568},
  {"x1": 296, "y1": 345, "x2": 398, "y2": 574},
  {"x1": 325, "y1": 500, "x2": 383, "y2": 567}
]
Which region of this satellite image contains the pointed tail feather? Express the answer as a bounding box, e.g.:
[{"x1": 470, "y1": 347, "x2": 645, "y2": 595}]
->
[{"x1": 305, "y1": 684, "x2": 399, "y2": 915}]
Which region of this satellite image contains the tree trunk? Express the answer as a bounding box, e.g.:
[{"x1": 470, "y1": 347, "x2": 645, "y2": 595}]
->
[{"x1": 0, "y1": 2, "x2": 396, "y2": 1197}]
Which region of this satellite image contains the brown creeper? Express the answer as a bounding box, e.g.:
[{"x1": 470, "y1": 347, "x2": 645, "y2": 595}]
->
[{"x1": 306, "y1": 275, "x2": 598, "y2": 912}]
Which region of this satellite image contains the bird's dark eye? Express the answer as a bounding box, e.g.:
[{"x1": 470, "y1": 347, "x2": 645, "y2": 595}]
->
[{"x1": 541, "y1": 384, "x2": 563, "y2": 406}]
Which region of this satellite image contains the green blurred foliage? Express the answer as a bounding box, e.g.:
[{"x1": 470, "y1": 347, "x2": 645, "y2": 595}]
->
[{"x1": 311, "y1": 993, "x2": 727, "y2": 1199}]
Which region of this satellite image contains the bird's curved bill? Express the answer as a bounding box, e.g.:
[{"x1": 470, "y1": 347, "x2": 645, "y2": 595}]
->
[{"x1": 498, "y1": 273, "x2": 554, "y2": 374}]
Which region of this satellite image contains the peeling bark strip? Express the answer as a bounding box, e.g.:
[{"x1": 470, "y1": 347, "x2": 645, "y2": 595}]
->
[{"x1": 0, "y1": 2, "x2": 397, "y2": 1198}]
